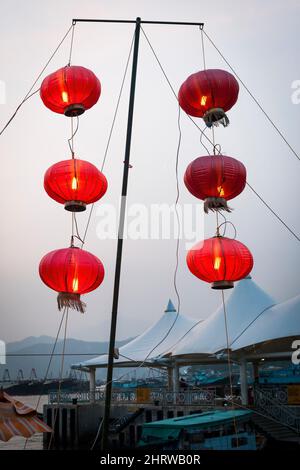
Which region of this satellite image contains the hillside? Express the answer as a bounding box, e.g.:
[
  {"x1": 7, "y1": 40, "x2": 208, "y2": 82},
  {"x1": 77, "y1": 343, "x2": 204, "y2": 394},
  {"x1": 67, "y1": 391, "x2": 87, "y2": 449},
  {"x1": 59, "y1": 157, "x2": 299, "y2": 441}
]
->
[{"x1": 0, "y1": 336, "x2": 133, "y2": 381}]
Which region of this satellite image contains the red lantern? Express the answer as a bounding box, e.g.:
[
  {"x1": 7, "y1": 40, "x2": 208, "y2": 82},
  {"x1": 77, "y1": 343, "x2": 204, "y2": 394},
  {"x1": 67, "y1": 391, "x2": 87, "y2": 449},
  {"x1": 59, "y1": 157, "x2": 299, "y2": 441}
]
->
[
  {"x1": 187, "y1": 236, "x2": 253, "y2": 289},
  {"x1": 178, "y1": 69, "x2": 239, "y2": 127},
  {"x1": 40, "y1": 65, "x2": 101, "y2": 116},
  {"x1": 184, "y1": 155, "x2": 246, "y2": 213},
  {"x1": 39, "y1": 247, "x2": 105, "y2": 312},
  {"x1": 44, "y1": 159, "x2": 108, "y2": 212}
]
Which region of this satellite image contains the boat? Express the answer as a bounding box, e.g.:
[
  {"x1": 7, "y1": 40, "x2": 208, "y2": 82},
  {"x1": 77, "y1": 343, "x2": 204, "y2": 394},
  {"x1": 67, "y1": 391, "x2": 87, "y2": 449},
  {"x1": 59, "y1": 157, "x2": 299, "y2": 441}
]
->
[{"x1": 138, "y1": 409, "x2": 264, "y2": 450}]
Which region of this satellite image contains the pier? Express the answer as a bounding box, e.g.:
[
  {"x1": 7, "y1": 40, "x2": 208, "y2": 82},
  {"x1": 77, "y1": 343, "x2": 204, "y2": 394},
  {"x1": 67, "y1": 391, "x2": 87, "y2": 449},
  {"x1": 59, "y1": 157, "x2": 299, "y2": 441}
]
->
[{"x1": 43, "y1": 386, "x2": 300, "y2": 449}]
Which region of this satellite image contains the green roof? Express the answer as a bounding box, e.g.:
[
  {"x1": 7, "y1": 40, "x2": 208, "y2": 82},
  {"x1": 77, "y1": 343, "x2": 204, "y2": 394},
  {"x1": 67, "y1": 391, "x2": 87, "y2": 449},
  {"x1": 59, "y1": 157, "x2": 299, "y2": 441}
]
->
[
  {"x1": 138, "y1": 410, "x2": 253, "y2": 447},
  {"x1": 142, "y1": 409, "x2": 252, "y2": 431}
]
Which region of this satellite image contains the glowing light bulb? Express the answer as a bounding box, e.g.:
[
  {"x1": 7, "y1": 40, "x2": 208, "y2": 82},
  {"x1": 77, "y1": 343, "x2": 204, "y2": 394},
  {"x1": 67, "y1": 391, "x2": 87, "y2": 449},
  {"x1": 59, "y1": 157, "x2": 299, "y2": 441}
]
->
[
  {"x1": 72, "y1": 278, "x2": 79, "y2": 292},
  {"x1": 62, "y1": 91, "x2": 69, "y2": 103},
  {"x1": 214, "y1": 256, "x2": 221, "y2": 270},
  {"x1": 71, "y1": 176, "x2": 78, "y2": 190},
  {"x1": 217, "y1": 186, "x2": 225, "y2": 197},
  {"x1": 200, "y1": 95, "x2": 207, "y2": 106}
]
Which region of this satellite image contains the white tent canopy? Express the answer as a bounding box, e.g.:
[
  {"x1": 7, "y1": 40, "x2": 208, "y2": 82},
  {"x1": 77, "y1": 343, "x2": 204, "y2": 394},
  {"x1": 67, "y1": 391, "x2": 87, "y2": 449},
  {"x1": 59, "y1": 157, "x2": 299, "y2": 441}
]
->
[
  {"x1": 166, "y1": 276, "x2": 300, "y2": 360},
  {"x1": 232, "y1": 293, "x2": 300, "y2": 352},
  {"x1": 73, "y1": 278, "x2": 300, "y2": 371},
  {"x1": 72, "y1": 299, "x2": 199, "y2": 370},
  {"x1": 168, "y1": 276, "x2": 275, "y2": 357}
]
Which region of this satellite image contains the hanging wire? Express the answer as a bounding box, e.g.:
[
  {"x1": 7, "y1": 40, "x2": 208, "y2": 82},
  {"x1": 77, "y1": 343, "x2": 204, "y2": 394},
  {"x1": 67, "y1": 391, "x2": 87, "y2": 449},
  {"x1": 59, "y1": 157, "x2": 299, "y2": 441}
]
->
[
  {"x1": 0, "y1": 23, "x2": 74, "y2": 137},
  {"x1": 0, "y1": 89, "x2": 41, "y2": 137},
  {"x1": 217, "y1": 220, "x2": 237, "y2": 239},
  {"x1": 138, "y1": 103, "x2": 183, "y2": 359},
  {"x1": 80, "y1": 33, "x2": 135, "y2": 248},
  {"x1": 73, "y1": 213, "x2": 85, "y2": 245},
  {"x1": 230, "y1": 303, "x2": 276, "y2": 349},
  {"x1": 90, "y1": 418, "x2": 104, "y2": 450},
  {"x1": 202, "y1": 29, "x2": 300, "y2": 163},
  {"x1": 118, "y1": 354, "x2": 168, "y2": 378},
  {"x1": 156, "y1": 317, "x2": 204, "y2": 359},
  {"x1": 200, "y1": 26, "x2": 206, "y2": 70},
  {"x1": 173, "y1": 104, "x2": 182, "y2": 315},
  {"x1": 208, "y1": 46, "x2": 240, "y2": 438},
  {"x1": 246, "y1": 182, "x2": 300, "y2": 242},
  {"x1": 199, "y1": 124, "x2": 211, "y2": 154},
  {"x1": 64, "y1": 26, "x2": 83, "y2": 246},
  {"x1": 215, "y1": 210, "x2": 227, "y2": 236},
  {"x1": 210, "y1": 116, "x2": 222, "y2": 155},
  {"x1": 213, "y1": 143, "x2": 222, "y2": 155},
  {"x1": 5, "y1": 351, "x2": 112, "y2": 357},
  {"x1": 68, "y1": 116, "x2": 79, "y2": 156},
  {"x1": 23, "y1": 309, "x2": 67, "y2": 449},
  {"x1": 48, "y1": 308, "x2": 69, "y2": 450},
  {"x1": 211, "y1": 125, "x2": 215, "y2": 151},
  {"x1": 221, "y1": 289, "x2": 240, "y2": 444},
  {"x1": 71, "y1": 212, "x2": 75, "y2": 245},
  {"x1": 215, "y1": 209, "x2": 220, "y2": 236},
  {"x1": 67, "y1": 22, "x2": 77, "y2": 160},
  {"x1": 68, "y1": 23, "x2": 76, "y2": 66}
]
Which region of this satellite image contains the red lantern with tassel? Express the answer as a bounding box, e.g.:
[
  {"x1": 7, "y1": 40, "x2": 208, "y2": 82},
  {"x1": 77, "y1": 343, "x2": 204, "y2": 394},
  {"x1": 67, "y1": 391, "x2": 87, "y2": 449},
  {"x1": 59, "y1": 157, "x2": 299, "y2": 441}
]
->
[
  {"x1": 39, "y1": 247, "x2": 105, "y2": 313},
  {"x1": 40, "y1": 65, "x2": 101, "y2": 116},
  {"x1": 184, "y1": 155, "x2": 246, "y2": 213},
  {"x1": 178, "y1": 69, "x2": 239, "y2": 127},
  {"x1": 44, "y1": 158, "x2": 108, "y2": 212},
  {"x1": 187, "y1": 236, "x2": 253, "y2": 289}
]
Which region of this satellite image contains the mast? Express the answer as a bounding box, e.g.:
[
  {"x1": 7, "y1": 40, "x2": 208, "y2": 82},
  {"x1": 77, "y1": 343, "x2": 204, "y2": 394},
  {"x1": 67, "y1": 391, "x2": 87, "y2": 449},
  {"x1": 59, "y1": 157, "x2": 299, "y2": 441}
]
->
[{"x1": 100, "y1": 16, "x2": 141, "y2": 450}]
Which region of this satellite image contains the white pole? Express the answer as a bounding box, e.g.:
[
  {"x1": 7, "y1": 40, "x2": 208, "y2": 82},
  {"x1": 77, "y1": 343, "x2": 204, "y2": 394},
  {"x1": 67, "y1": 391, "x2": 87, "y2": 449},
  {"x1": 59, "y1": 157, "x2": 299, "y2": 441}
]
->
[
  {"x1": 252, "y1": 361, "x2": 259, "y2": 384},
  {"x1": 239, "y1": 359, "x2": 248, "y2": 405},
  {"x1": 172, "y1": 363, "x2": 179, "y2": 404},
  {"x1": 89, "y1": 367, "x2": 96, "y2": 403},
  {"x1": 167, "y1": 367, "x2": 173, "y2": 391}
]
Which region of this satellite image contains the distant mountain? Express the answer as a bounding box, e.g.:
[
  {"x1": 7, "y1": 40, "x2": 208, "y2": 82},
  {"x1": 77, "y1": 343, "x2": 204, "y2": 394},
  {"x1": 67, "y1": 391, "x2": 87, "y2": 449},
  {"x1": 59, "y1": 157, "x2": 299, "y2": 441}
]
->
[
  {"x1": 0, "y1": 336, "x2": 133, "y2": 381},
  {"x1": 6, "y1": 336, "x2": 57, "y2": 352}
]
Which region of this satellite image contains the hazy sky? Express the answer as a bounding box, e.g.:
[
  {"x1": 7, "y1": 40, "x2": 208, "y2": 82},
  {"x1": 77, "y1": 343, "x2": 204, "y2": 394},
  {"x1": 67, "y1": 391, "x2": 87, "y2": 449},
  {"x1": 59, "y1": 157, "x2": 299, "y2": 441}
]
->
[{"x1": 0, "y1": 0, "x2": 300, "y2": 344}]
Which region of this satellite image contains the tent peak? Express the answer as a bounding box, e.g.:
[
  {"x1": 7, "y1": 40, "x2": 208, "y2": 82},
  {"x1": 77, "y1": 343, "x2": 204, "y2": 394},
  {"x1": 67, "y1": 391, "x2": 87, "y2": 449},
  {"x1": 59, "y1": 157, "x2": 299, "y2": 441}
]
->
[{"x1": 165, "y1": 299, "x2": 176, "y2": 313}]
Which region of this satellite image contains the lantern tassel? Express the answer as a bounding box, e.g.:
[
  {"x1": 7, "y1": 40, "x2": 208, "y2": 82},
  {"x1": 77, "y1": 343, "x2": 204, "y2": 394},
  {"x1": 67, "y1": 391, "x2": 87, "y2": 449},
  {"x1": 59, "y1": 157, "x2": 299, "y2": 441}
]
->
[
  {"x1": 203, "y1": 108, "x2": 230, "y2": 128},
  {"x1": 57, "y1": 293, "x2": 86, "y2": 314},
  {"x1": 204, "y1": 197, "x2": 233, "y2": 214}
]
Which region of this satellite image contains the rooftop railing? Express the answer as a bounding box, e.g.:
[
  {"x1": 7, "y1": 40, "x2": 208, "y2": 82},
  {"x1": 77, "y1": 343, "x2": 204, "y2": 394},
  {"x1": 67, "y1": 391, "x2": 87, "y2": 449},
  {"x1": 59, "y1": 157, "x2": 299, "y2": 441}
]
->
[{"x1": 48, "y1": 387, "x2": 217, "y2": 406}]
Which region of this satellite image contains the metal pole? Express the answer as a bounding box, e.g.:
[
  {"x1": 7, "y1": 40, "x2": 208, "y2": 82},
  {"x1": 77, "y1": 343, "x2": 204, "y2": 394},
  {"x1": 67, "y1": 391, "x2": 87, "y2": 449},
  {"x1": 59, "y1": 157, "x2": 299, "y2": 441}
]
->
[
  {"x1": 100, "y1": 16, "x2": 141, "y2": 451},
  {"x1": 73, "y1": 18, "x2": 204, "y2": 27}
]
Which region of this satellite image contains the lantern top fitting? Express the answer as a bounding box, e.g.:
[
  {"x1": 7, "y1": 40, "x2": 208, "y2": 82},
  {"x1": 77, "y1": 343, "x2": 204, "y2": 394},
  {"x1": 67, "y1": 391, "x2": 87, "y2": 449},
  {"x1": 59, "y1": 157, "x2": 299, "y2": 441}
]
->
[{"x1": 40, "y1": 65, "x2": 101, "y2": 117}]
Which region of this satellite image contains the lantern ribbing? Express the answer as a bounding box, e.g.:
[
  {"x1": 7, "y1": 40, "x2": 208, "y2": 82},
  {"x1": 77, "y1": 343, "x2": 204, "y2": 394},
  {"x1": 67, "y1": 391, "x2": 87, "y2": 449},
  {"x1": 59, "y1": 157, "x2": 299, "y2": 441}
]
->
[
  {"x1": 40, "y1": 65, "x2": 101, "y2": 116},
  {"x1": 178, "y1": 69, "x2": 239, "y2": 127},
  {"x1": 39, "y1": 247, "x2": 105, "y2": 313},
  {"x1": 44, "y1": 158, "x2": 108, "y2": 212},
  {"x1": 187, "y1": 236, "x2": 254, "y2": 289},
  {"x1": 184, "y1": 154, "x2": 246, "y2": 213}
]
